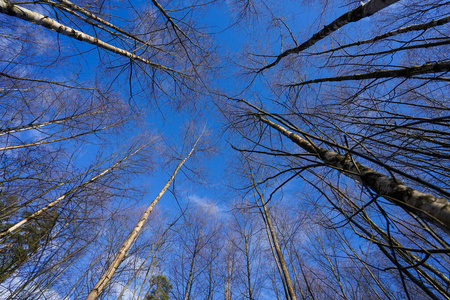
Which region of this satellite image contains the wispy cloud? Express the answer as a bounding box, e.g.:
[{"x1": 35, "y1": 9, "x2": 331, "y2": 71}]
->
[
  {"x1": 190, "y1": 194, "x2": 226, "y2": 217},
  {"x1": 0, "y1": 274, "x2": 63, "y2": 300}
]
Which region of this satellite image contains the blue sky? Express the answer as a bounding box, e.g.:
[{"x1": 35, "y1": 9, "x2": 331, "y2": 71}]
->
[{"x1": 2, "y1": 0, "x2": 448, "y2": 298}]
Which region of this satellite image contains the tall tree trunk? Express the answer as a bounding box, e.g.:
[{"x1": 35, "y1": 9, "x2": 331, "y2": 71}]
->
[
  {"x1": 0, "y1": 0, "x2": 180, "y2": 74},
  {"x1": 259, "y1": 0, "x2": 400, "y2": 71},
  {"x1": 250, "y1": 170, "x2": 297, "y2": 300},
  {"x1": 249, "y1": 110, "x2": 450, "y2": 233},
  {"x1": 0, "y1": 142, "x2": 151, "y2": 241},
  {"x1": 243, "y1": 232, "x2": 254, "y2": 300},
  {"x1": 85, "y1": 136, "x2": 202, "y2": 300}
]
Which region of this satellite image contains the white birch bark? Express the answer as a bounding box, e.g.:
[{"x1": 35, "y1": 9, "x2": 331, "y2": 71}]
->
[
  {"x1": 288, "y1": 60, "x2": 450, "y2": 86},
  {"x1": 0, "y1": 111, "x2": 96, "y2": 136},
  {"x1": 0, "y1": 122, "x2": 118, "y2": 151},
  {"x1": 0, "y1": 71, "x2": 98, "y2": 90},
  {"x1": 0, "y1": 0, "x2": 181, "y2": 74},
  {"x1": 85, "y1": 135, "x2": 202, "y2": 300},
  {"x1": 0, "y1": 142, "x2": 150, "y2": 240},
  {"x1": 54, "y1": 0, "x2": 144, "y2": 43},
  {"x1": 313, "y1": 15, "x2": 450, "y2": 56},
  {"x1": 257, "y1": 115, "x2": 450, "y2": 233}
]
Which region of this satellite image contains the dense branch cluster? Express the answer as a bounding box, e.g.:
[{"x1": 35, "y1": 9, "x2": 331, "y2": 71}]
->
[{"x1": 0, "y1": 0, "x2": 449, "y2": 299}]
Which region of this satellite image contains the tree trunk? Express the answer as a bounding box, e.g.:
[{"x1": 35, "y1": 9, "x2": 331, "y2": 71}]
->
[
  {"x1": 259, "y1": 0, "x2": 400, "y2": 71},
  {"x1": 256, "y1": 114, "x2": 450, "y2": 233},
  {"x1": 0, "y1": 143, "x2": 150, "y2": 241},
  {"x1": 85, "y1": 136, "x2": 201, "y2": 300},
  {"x1": 250, "y1": 172, "x2": 297, "y2": 300},
  {"x1": 0, "y1": 0, "x2": 180, "y2": 73}
]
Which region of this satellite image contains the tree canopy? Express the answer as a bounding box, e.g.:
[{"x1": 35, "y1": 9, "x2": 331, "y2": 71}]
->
[
  {"x1": 0, "y1": 0, "x2": 449, "y2": 299},
  {"x1": 146, "y1": 275, "x2": 172, "y2": 300}
]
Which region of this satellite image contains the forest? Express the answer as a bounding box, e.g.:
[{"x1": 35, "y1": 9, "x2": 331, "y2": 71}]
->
[{"x1": 0, "y1": 0, "x2": 449, "y2": 299}]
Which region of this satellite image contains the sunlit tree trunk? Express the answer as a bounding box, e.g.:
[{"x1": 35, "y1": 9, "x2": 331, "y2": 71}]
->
[
  {"x1": 241, "y1": 103, "x2": 450, "y2": 233},
  {"x1": 0, "y1": 0, "x2": 180, "y2": 74},
  {"x1": 85, "y1": 134, "x2": 202, "y2": 300},
  {"x1": 259, "y1": 0, "x2": 400, "y2": 71},
  {"x1": 0, "y1": 142, "x2": 152, "y2": 241}
]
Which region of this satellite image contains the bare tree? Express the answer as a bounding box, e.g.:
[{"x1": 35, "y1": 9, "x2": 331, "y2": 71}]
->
[
  {"x1": 168, "y1": 203, "x2": 224, "y2": 300},
  {"x1": 86, "y1": 132, "x2": 203, "y2": 300},
  {"x1": 223, "y1": 1, "x2": 450, "y2": 298},
  {"x1": 0, "y1": 0, "x2": 216, "y2": 298},
  {"x1": 2, "y1": 0, "x2": 450, "y2": 298},
  {"x1": 228, "y1": 199, "x2": 266, "y2": 300}
]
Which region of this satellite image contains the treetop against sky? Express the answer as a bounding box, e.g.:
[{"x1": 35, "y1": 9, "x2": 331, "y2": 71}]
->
[{"x1": 0, "y1": 0, "x2": 449, "y2": 299}]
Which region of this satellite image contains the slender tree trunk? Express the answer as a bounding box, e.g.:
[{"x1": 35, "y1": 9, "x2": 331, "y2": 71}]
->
[
  {"x1": 0, "y1": 111, "x2": 97, "y2": 136},
  {"x1": 250, "y1": 171, "x2": 297, "y2": 300},
  {"x1": 315, "y1": 234, "x2": 349, "y2": 300},
  {"x1": 289, "y1": 60, "x2": 450, "y2": 86},
  {"x1": 285, "y1": 243, "x2": 306, "y2": 300},
  {"x1": 0, "y1": 143, "x2": 150, "y2": 241},
  {"x1": 183, "y1": 249, "x2": 199, "y2": 300},
  {"x1": 0, "y1": 0, "x2": 180, "y2": 74},
  {"x1": 244, "y1": 232, "x2": 253, "y2": 300},
  {"x1": 224, "y1": 244, "x2": 235, "y2": 300},
  {"x1": 51, "y1": 0, "x2": 146, "y2": 43},
  {"x1": 0, "y1": 122, "x2": 119, "y2": 151},
  {"x1": 85, "y1": 136, "x2": 201, "y2": 300},
  {"x1": 259, "y1": 0, "x2": 400, "y2": 71},
  {"x1": 183, "y1": 217, "x2": 208, "y2": 300},
  {"x1": 313, "y1": 15, "x2": 450, "y2": 56}
]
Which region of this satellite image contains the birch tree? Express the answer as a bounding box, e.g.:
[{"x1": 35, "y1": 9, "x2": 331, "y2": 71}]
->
[
  {"x1": 86, "y1": 133, "x2": 203, "y2": 300},
  {"x1": 228, "y1": 200, "x2": 265, "y2": 300},
  {"x1": 226, "y1": 0, "x2": 450, "y2": 298},
  {"x1": 0, "y1": 0, "x2": 214, "y2": 297},
  {"x1": 1, "y1": 0, "x2": 450, "y2": 298}
]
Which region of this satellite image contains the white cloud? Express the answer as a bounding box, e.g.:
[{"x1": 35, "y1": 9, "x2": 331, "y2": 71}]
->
[
  {"x1": 109, "y1": 281, "x2": 135, "y2": 300},
  {"x1": 189, "y1": 194, "x2": 224, "y2": 217},
  {"x1": 0, "y1": 274, "x2": 64, "y2": 300}
]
